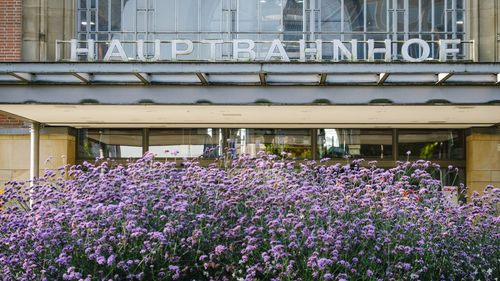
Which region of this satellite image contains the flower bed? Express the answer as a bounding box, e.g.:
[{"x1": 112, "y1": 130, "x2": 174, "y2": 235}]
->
[{"x1": 1, "y1": 153, "x2": 499, "y2": 280}]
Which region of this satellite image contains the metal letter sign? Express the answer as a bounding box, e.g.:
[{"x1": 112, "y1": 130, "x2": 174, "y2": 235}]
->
[{"x1": 66, "y1": 39, "x2": 463, "y2": 62}]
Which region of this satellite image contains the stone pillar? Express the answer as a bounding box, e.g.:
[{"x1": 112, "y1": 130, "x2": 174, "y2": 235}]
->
[
  {"x1": 22, "y1": 0, "x2": 76, "y2": 61},
  {"x1": 468, "y1": 0, "x2": 500, "y2": 61},
  {"x1": 466, "y1": 127, "x2": 500, "y2": 195}
]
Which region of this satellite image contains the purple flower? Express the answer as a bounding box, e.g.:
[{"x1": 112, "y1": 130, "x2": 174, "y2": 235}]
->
[
  {"x1": 96, "y1": 256, "x2": 106, "y2": 265},
  {"x1": 215, "y1": 245, "x2": 226, "y2": 255},
  {"x1": 107, "y1": 255, "x2": 115, "y2": 266},
  {"x1": 168, "y1": 265, "x2": 179, "y2": 272},
  {"x1": 0, "y1": 153, "x2": 498, "y2": 281},
  {"x1": 317, "y1": 258, "x2": 333, "y2": 270}
]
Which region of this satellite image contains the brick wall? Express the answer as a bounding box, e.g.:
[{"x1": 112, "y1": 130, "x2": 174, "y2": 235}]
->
[
  {"x1": 0, "y1": 0, "x2": 22, "y2": 61},
  {"x1": 0, "y1": 115, "x2": 24, "y2": 127}
]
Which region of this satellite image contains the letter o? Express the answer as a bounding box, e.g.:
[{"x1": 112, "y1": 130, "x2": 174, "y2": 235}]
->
[{"x1": 402, "y1": 39, "x2": 430, "y2": 62}]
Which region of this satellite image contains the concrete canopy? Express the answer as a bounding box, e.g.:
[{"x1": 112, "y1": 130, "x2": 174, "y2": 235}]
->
[
  {"x1": 0, "y1": 62, "x2": 499, "y2": 128},
  {"x1": 0, "y1": 104, "x2": 499, "y2": 129}
]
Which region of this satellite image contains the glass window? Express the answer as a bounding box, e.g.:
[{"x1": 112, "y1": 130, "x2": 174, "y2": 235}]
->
[
  {"x1": 149, "y1": 129, "x2": 223, "y2": 158},
  {"x1": 344, "y1": 0, "x2": 365, "y2": 32},
  {"x1": 201, "y1": 0, "x2": 223, "y2": 32},
  {"x1": 421, "y1": 0, "x2": 433, "y2": 32},
  {"x1": 229, "y1": 129, "x2": 312, "y2": 159},
  {"x1": 177, "y1": 0, "x2": 198, "y2": 32},
  {"x1": 154, "y1": 0, "x2": 175, "y2": 31},
  {"x1": 366, "y1": 0, "x2": 387, "y2": 32},
  {"x1": 136, "y1": 0, "x2": 146, "y2": 9},
  {"x1": 137, "y1": 10, "x2": 147, "y2": 32},
  {"x1": 434, "y1": 0, "x2": 445, "y2": 32},
  {"x1": 97, "y1": 0, "x2": 109, "y2": 31},
  {"x1": 260, "y1": 0, "x2": 282, "y2": 32},
  {"x1": 238, "y1": 0, "x2": 258, "y2": 32},
  {"x1": 283, "y1": 0, "x2": 303, "y2": 38},
  {"x1": 318, "y1": 129, "x2": 393, "y2": 159},
  {"x1": 78, "y1": 129, "x2": 143, "y2": 158},
  {"x1": 80, "y1": 11, "x2": 89, "y2": 32},
  {"x1": 440, "y1": 167, "x2": 465, "y2": 187},
  {"x1": 75, "y1": 0, "x2": 467, "y2": 61},
  {"x1": 321, "y1": 0, "x2": 343, "y2": 33},
  {"x1": 409, "y1": 1, "x2": 419, "y2": 33},
  {"x1": 110, "y1": 0, "x2": 122, "y2": 31},
  {"x1": 398, "y1": 130, "x2": 464, "y2": 160}
]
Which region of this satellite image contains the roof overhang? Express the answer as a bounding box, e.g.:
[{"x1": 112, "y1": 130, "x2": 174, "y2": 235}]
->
[
  {"x1": 0, "y1": 104, "x2": 499, "y2": 129},
  {"x1": 1, "y1": 62, "x2": 500, "y2": 86},
  {"x1": 0, "y1": 62, "x2": 499, "y2": 128}
]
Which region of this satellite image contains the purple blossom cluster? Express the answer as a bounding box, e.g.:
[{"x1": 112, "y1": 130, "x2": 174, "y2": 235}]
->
[{"x1": 0, "y1": 152, "x2": 499, "y2": 280}]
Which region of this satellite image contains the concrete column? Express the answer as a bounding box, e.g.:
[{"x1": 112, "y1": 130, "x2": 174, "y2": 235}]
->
[
  {"x1": 29, "y1": 122, "x2": 40, "y2": 184},
  {"x1": 29, "y1": 122, "x2": 40, "y2": 208}
]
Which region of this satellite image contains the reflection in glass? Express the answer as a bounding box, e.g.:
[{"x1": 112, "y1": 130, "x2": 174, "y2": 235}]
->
[
  {"x1": 344, "y1": 0, "x2": 364, "y2": 31},
  {"x1": 318, "y1": 129, "x2": 393, "y2": 159},
  {"x1": 238, "y1": 0, "x2": 258, "y2": 32},
  {"x1": 97, "y1": 0, "x2": 108, "y2": 31},
  {"x1": 320, "y1": 0, "x2": 344, "y2": 37},
  {"x1": 80, "y1": 11, "x2": 88, "y2": 32},
  {"x1": 229, "y1": 129, "x2": 311, "y2": 159},
  {"x1": 201, "y1": 0, "x2": 223, "y2": 32},
  {"x1": 260, "y1": 0, "x2": 282, "y2": 32},
  {"x1": 155, "y1": 0, "x2": 175, "y2": 31},
  {"x1": 77, "y1": 0, "x2": 467, "y2": 60},
  {"x1": 409, "y1": 1, "x2": 419, "y2": 32},
  {"x1": 78, "y1": 129, "x2": 143, "y2": 158},
  {"x1": 111, "y1": 0, "x2": 122, "y2": 31},
  {"x1": 283, "y1": 0, "x2": 303, "y2": 37},
  {"x1": 421, "y1": 0, "x2": 433, "y2": 32},
  {"x1": 434, "y1": 0, "x2": 445, "y2": 32},
  {"x1": 178, "y1": 0, "x2": 198, "y2": 32},
  {"x1": 398, "y1": 130, "x2": 464, "y2": 160},
  {"x1": 440, "y1": 167, "x2": 465, "y2": 187},
  {"x1": 283, "y1": 0, "x2": 303, "y2": 55},
  {"x1": 366, "y1": 0, "x2": 387, "y2": 32},
  {"x1": 149, "y1": 129, "x2": 223, "y2": 158}
]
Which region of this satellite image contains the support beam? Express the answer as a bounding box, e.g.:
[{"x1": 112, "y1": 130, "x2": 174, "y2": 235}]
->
[
  {"x1": 311, "y1": 128, "x2": 318, "y2": 159},
  {"x1": 134, "y1": 72, "x2": 151, "y2": 84},
  {"x1": 196, "y1": 73, "x2": 208, "y2": 85},
  {"x1": 319, "y1": 73, "x2": 327, "y2": 85},
  {"x1": 142, "y1": 128, "x2": 149, "y2": 155},
  {"x1": 436, "y1": 73, "x2": 454, "y2": 84},
  {"x1": 9, "y1": 72, "x2": 33, "y2": 83},
  {"x1": 29, "y1": 122, "x2": 40, "y2": 208},
  {"x1": 378, "y1": 73, "x2": 390, "y2": 85},
  {"x1": 72, "y1": 72, "x2": 91, "y2": 83},
  {"x1": 259, "y1": 73, "x2": 266, "y2": 85}
]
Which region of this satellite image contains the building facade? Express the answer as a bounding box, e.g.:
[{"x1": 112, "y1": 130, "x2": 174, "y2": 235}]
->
[{"x1": 1, "y1": 0, "x2": 500, "y2": 196}]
